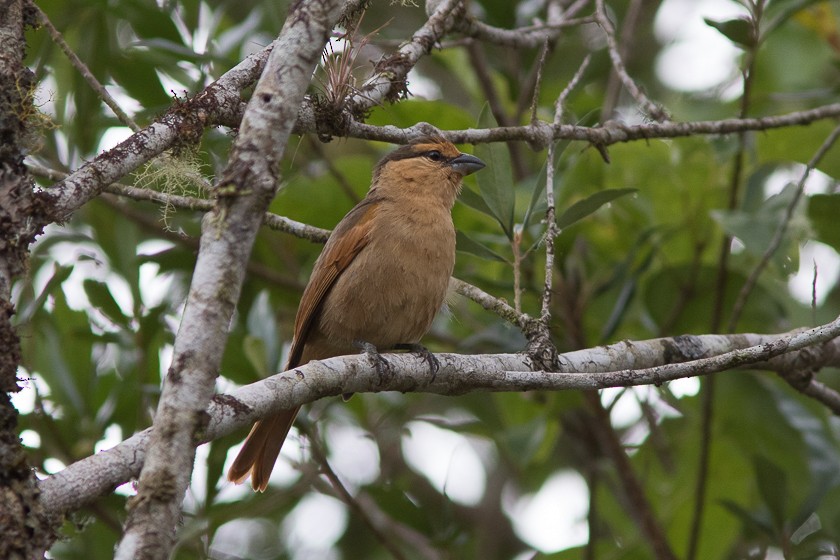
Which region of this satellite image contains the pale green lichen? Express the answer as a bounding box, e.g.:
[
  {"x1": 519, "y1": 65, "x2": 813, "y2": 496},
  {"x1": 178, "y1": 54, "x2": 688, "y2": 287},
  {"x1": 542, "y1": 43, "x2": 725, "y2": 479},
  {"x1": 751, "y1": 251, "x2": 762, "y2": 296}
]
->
[{"x1": 134, "y1": 151, "x2": 209, "y2": 230}]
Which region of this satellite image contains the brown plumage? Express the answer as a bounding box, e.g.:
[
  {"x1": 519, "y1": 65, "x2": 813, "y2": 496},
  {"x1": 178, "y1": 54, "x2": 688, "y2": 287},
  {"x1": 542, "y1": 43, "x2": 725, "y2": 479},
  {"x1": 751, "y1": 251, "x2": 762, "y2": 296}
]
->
[{"x1": 227, "y1": 136, "x2": 485, "y2": 491}]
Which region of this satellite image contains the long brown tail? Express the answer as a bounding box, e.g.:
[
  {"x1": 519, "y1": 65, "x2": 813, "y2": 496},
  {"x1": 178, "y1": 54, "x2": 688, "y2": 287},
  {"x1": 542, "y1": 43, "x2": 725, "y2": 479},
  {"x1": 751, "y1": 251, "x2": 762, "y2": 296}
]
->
[{"x1": 227, "y1": 407, "x2": 300, "y2": 492}]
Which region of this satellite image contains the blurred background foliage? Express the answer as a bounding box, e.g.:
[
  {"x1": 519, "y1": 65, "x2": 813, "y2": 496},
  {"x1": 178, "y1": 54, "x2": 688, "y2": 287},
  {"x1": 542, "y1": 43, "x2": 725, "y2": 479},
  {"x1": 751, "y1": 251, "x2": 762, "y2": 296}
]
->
[{"x1": 13, "y1": 0, "x2": 840, "y2": 558}]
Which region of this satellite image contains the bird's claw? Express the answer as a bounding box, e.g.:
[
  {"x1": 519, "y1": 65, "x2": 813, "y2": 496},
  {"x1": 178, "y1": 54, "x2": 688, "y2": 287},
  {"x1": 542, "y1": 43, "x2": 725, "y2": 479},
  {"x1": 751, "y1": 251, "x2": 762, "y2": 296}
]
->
[
  {"x1": 395, "y1": 343, "x2": 439, "y2": 382},
  {"x1": 355, "y1": 340, "x2": 393, "y2": 385}
]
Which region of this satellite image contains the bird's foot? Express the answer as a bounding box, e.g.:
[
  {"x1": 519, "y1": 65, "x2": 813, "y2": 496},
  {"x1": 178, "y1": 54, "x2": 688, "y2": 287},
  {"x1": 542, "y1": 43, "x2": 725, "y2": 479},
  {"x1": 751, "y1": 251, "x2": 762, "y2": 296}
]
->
[
  {"x1": 395, "y1": 342, "x2": 439, "y2": 382},
  {"x1": 354, "y1": 340, "x2": 392, "y2": 387}
]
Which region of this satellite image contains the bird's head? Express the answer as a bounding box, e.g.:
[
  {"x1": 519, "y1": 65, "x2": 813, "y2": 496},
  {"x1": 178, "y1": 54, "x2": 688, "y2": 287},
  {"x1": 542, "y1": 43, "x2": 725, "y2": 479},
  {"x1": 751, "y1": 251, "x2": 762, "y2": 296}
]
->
[{"x1": 371, "y1": 136, "x2": 485, "y2": 207}]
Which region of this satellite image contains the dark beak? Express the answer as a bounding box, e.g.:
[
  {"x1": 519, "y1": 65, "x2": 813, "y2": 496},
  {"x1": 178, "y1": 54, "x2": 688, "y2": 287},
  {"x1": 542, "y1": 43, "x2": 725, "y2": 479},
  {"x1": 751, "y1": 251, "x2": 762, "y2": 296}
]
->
[{"x1": 450, "y1": 153, "x2": 485, "y2": 176}]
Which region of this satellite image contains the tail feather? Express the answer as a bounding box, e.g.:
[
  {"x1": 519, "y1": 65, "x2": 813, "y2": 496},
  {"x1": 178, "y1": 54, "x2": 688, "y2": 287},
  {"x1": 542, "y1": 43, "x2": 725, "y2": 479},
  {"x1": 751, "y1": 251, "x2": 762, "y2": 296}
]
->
[{"x1": 227, "y1": 407, "x2": 300, "y2": 492}]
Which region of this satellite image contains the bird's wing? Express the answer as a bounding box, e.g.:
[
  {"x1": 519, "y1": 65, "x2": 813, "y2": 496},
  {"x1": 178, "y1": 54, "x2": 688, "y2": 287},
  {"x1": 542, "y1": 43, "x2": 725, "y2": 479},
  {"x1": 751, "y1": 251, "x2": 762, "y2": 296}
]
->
[
  {"x1": 228, "y1": 197, "x2": 382, "y2": 490},
  {"x1": 285, "y1": 196, "x2": 381, "y2": 368}
]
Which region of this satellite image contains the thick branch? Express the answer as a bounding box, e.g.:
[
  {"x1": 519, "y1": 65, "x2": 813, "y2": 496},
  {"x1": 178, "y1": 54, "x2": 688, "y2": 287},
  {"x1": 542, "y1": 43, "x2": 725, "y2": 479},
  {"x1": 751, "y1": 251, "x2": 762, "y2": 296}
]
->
[
  {"x1": 113, "y1": 2, "x2": 344, "y2": 558},
  {"x1": 0, "y1": 0, "x2": 55, "y2": 556},
  {"x1": 38, "y1": 326, "x2": 840, "y2": 518},
  {"x1": 41, "y1": 44, "x2": 272, "y2": 223}
]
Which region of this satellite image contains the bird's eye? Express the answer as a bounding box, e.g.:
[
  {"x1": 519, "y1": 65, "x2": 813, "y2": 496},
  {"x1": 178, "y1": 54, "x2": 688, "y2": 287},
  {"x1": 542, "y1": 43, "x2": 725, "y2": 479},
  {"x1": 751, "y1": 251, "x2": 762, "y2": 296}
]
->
[{"x1": 426, "y1": 150, "x2": 443, "y2": 161}]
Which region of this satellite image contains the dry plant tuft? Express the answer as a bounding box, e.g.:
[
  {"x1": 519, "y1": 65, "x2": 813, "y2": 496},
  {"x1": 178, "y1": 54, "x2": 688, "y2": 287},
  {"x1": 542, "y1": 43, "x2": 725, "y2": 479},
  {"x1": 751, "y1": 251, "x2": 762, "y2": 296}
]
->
[{"x1": 316, "y1": 14, "x2": 385, "y2": 113}]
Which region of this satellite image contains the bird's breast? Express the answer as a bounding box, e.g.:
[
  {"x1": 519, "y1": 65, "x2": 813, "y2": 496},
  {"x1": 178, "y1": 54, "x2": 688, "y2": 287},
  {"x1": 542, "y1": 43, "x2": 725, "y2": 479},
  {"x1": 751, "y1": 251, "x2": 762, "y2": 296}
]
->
[{"x1": 317, "y1": 201, "x2": 455, "y2": 349}]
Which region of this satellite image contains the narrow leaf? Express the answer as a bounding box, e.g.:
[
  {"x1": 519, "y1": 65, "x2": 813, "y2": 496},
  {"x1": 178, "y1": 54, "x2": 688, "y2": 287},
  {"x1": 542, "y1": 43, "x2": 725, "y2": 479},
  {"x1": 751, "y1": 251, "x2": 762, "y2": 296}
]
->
[
  {"x1": 524, "y1": 139, "x2": 569, "y2": 229},
  {"x1": 720, "y1": 500, "x2": 776, "y2": 537},
  {"x1": 704, "y1": 17, "x2": 756, "y2": 48},
  {"x1": 475, "y1": 108, "x2": 515, "y2": 238},
  {"x1": 808, "y1": 193, "x2": 840, "y2": 251},
  {"x1": 458, "y1": 186, "x2": 496, "y2": 218},
  {"x1": 83, "y1": 279, "x2": 130, "y2": 327},
  {"x1": 243, "y1": 335, "x2": 270, "y2": 379},
  {"x1": 790, "y1": 512, "x2": 821, "y2": 545},
  {"x1": 557, "y1": 188, "x2": 637, "y2": 230},
  {"x1": 456, "y1": 230, "x2": 509, "y2": 263},
  {"x1": 17, "y1": 264, "x2": 74, "y2": 325},
  {"x1": 523, "y1": 162, "x2": 548, "y2": 229},
  {"x1": 754, "y1": 455, "x2": 788, "y2": 531}
]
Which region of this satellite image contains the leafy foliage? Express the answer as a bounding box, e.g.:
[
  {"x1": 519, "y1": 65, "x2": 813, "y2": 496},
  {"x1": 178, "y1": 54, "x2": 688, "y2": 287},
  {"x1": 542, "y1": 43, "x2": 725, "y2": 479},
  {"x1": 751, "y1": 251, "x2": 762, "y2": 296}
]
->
[{"x1": 12, "y1": 0, "x2": 840, "y2": 558}]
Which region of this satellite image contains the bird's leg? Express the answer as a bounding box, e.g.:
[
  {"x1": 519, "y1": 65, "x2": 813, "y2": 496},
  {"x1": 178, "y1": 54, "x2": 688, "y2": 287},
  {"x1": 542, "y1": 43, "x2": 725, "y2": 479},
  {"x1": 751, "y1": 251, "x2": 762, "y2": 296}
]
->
[
  {"x1": 394, "y1": 342, "x2": 439, "y2": 381},
  {"x1": 354, "y1": 340, "x2": 392, "y2": 385}
]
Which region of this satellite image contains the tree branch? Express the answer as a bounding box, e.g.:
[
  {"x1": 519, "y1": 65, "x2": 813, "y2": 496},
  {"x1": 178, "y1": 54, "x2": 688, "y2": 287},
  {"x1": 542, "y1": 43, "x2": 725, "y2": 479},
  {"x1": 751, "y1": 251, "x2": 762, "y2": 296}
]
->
[
  {"x1": 32, "y1": 3, "x2": 140, "y2": 132},
  {"x1": 345, "y1": 103, "x2": 840, "y2": 147},
  {"x1": 38, "y1": 323, "x2": 840, "y2": 519},
  {"x1": 0, "y1": 0, "x2": 55, "y2": 557},
  {"x1": 595, "y1": 0, "x2": 667, "y2": 122},
  {"x1": 113, "y1": 1, "x2": 344, "y2": 557},
  {"x1": 728, "y1": 123, "x2": 840, "y2": 329},
  {"x1": 41, "y1": 43, "x2": 272, "y2": 223}
]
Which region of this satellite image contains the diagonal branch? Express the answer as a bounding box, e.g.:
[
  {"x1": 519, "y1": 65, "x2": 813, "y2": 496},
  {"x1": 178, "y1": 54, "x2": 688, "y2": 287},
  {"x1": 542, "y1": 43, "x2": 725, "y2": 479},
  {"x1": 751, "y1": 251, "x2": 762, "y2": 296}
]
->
[
  {"x1": 40, "y1": 43, "x2": 273, "y2": 223},
  {"x1": 727, "y1": 123, "x2": 840, "y2": 330},
  {"x1": 113, "y1": 1, "x2": 345, "y2": 557},
  {"x1": 594, "y1": 0, "x2": 668, "y2": 122},
  {"x1": 31, "y1": 3, "x2": 140, "y2": 132}
]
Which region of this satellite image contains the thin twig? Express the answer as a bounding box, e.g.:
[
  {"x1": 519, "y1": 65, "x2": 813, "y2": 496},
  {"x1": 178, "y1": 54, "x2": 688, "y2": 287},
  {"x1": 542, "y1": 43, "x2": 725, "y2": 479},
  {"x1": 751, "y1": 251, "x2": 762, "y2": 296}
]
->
[
  {"x1": 594, "y1": 0, "x2": 668, "y2": 122},
  {"x1": 304, "y1": 426, "x2": 410, "y2": 560},
  {"x1": 798, "y1": 378, "x2": 840, "y2": 412},
  {"x1": 540, "y1": 141, "x2": 558, "y2": 329},
  {"x1": 98, "y1": 194, "x2": 305, "y2": 291},
  {"x1": 812, "y1": 260, "x2": 818, "y2": 325},
  {"x1": 555, "y1": 54, "x2": 592, "y2": 125},
  {"x1": 600, "y1": 0, "x2": 646, "y2": 122},
  {"x1": 583, "y1": 391, "x2": 677, "y2": 560},
  {"x1": 511, "y1": 0, "x2": 571, "y2": 120},
  {"x1": 512, "y1": 229, "x2": 524, "y2": 313},
  {"x1": 461, "y1": 14, "x2": 595, "y2": 48},
  {"x1": 529, "y1": 41, "x2": 551, "y2": 125},
  {"x1": 691, "y1": 19, "x2": 762, "y2": 557},
  {"x1": 450, "y1": 277, "x2": 536, "y2": 331},
  {"x1": 307, "y1": 137, "x2": 362, "y2": 204},
  {"x1": 465, "y1": 41, "x2": 527, "y2": 179},
  {"x1": 727, "y1": 124, "x2": 840, "y2": 331},
  {"x1": 344, "y1": 102, "x2": 840, "y2": 148},
  {"x1": 27, "y1": 163, "x2": 331, "y2": 243},
  {"x1": 32, "y1": 4, "x2": 140, "y2": 132}
]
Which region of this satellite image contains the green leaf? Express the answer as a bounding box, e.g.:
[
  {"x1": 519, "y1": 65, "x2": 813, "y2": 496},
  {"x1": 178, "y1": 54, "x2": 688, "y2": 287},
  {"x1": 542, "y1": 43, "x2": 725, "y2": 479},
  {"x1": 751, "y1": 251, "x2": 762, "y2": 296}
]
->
[
  {"x1": 455, "y1": 230, "x2": 509, "y2": 263},
  {"x1": 83, "y1": 279, "x2": 130, "y2": 327},
  {"x1": 711, "y1": 183, "x2": 796, "y2": 257},
  {"x1": 475, "y1": 108, "x2": 515, "y2": 238},
  {"x1": 808, "y1": 193, "x2": 840, "y2": 252},
  {"x1": 500, "y1": 416, "x2": 552, "y2": 467},
  {"x1": 765, "y1": 0, "x2": 827, "y2": 36},
  {"x1": 243, "y1": 335, "x2": 269, "y2": 379},
  {"x1": 458, "y1": 186, "x2": 496, "y2": 218},
  {"x1": 522, "y1": 165, "x2": 548, "y2": 229},
  {"x1": 138, "y1": 247, "x2": 196, "y2": 273},
  {"x1": 720, "y1": 499, "x2": 776, "y2": 538},
  {"x1": 790, "y1": 512, "x2": 821, "y2": 545},
  {"x1": 704, "y1": 17, "x2": 756, "y2": 48},
  {"x1": 762, "y1": 380, "x2": 840, "y2": 522},
  {"x1": 246, "y1": 290, "x2": 280, "y2": 372},
  {"x1": 523, "y1": 141, "x2": 569, "y2": 229},
  {"x1": 556, "y1": 188, "x2": 637, "y2": 230},
  {"x1": 17, "y1": 264, "x2": 74, "y2": 325},
  {"x1": 754, "y1": 455, "x2": 788, "y2": 531}
]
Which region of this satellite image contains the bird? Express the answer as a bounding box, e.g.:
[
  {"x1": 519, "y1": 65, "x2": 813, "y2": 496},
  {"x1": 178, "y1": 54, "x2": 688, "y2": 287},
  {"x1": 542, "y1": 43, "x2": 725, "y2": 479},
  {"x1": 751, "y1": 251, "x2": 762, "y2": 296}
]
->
[{"x1": 227, "y1": 135, "x2": 485, "y2": 491}]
